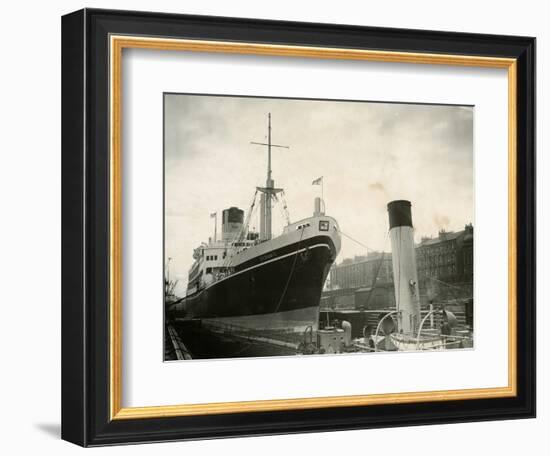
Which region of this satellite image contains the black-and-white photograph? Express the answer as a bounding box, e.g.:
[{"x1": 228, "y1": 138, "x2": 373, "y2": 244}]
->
[{"x1": 164, "y1": 93, "x2": 474, "y2": 361}]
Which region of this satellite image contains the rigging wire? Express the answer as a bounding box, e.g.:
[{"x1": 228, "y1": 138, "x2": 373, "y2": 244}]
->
[
  {"x1": 336, "y1": 227, "x2": 373, "y2": 252},
  {"x1": 364, "y1": 230, "x2": 390, "y2": 308},
  {"x1": 222, "y1": 189, "x2": 259, "y2": 269},
  {"x1": 416, "y1": 272, "x2": 463, "y2": 305},
  {"x1": 240, "y1": 189, "x2": 259, "y2": 240},
  {"x1": 280, "y1": 190, "x2": 291, "y2": 225},
  {"x1": 273, "y1": 193, "x2": 290, "y2": 228}
]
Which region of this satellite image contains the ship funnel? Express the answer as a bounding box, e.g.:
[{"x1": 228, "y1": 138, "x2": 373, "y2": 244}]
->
[
  {"x1": 222, "y1": 207, "x2": 244, "y2": 241},
  {"x1": 314, "y1": 197, "x2": 325, "y2": 216},
  {"x1": 387, "y1": 200, "x2": 420, "y2": 334}
]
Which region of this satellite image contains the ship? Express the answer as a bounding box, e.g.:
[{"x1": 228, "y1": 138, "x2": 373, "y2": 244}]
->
[{"x1": 167, "y1": 114, "x2": 341, "y2": 343}]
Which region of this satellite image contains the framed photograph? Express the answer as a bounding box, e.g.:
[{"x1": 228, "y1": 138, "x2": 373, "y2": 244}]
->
[{"x1": 61, "y1": 8, "x2": 535, "y2": 446}]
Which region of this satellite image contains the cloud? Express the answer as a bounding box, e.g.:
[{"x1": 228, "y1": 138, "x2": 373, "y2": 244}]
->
[
  {"x1": 368, "y1": 182, "x2": 386, "y2": 193},
  {"x1": 433, "y1": 213, "x2": 451, "y2": 229}
]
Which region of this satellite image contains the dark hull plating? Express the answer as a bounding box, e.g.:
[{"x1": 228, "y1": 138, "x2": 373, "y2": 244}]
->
[{"x1": 180, "y1": 235, "x2": 336, "y2": 323}]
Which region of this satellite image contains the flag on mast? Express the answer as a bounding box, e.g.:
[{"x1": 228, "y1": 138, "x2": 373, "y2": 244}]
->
[{"x1": 312, "y1": 176, "x2": 323, "y2": 185}]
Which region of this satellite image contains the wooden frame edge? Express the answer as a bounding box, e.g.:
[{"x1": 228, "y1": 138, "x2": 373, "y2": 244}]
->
[
  {"x1": 108, "y1": 35, "x2": 518, "y2": 421},
  {"x1": 112, "y1": 386, "x2": 516, "y2": 420},
  {"x1": 110, "y1": 36, "x2": 123, "y2": 419}
]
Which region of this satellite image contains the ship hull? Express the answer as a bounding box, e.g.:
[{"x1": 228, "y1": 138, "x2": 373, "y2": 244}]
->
[
  {"x1": 202, "y1": 306, "x2": 320, "y2": 332},
  {"x1": 178, "y1": 234, "x2": 336, "y2": 335}
]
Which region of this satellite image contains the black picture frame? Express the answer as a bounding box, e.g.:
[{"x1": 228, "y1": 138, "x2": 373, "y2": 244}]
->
[{"x1": 62, "y1": 8, "x2": 535, "y2": 447}]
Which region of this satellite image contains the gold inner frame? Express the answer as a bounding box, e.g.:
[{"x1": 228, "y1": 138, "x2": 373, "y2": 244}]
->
[{"x1": 109, "y1": 35, "x2": 517, "y2": 420}]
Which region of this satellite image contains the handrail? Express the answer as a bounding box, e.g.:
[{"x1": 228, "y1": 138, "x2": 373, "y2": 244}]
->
[{"x1": 416, "y1": 309, "x2": 440, "y2": 349}]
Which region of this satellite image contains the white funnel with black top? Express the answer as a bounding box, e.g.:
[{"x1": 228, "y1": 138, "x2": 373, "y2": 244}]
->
[{"x1": 387, "y1": 200, "x2": 421, "y2": 335}]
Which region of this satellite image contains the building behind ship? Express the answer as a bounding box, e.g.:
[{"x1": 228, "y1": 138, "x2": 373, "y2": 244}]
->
[{"x1": 324, "y1": 224, "x2": 473, "y2": 311}]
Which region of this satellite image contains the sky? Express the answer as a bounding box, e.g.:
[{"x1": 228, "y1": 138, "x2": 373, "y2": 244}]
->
[{"x1": 165, "y1": 94, "x2": 473, "y2": 296}]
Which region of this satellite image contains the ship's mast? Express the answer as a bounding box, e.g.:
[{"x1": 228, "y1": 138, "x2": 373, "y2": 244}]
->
[{"x1": 251, "y1": 113, "x2": 289, "y2": 241}]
